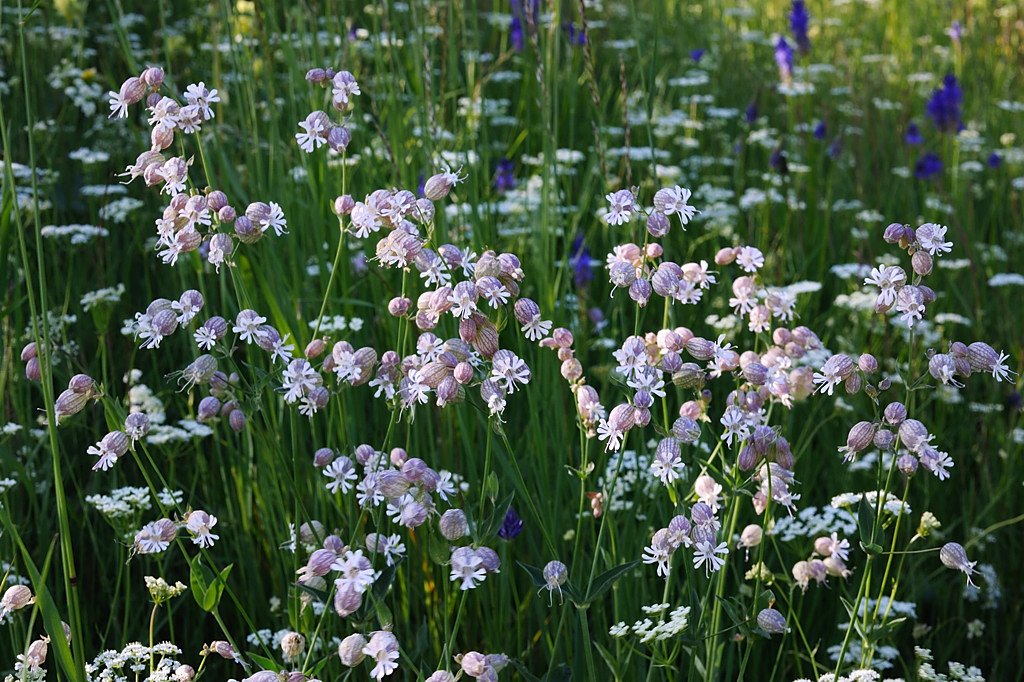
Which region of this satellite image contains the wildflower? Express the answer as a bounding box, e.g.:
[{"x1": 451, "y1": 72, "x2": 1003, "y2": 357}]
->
[
  {"x1": 719, "y1": 406, "x2": 750, "y2": 447},
  {"x1": 295, "y1": 112, "x2": 329, "y2": 152},
  {"x1": 789, "y1": 1, "x2": 810, "y2": 53},
  {"x1": 541, "y1": 560, "x2": 568, "y2": 604},
  {"x1": 757, "y1": 606, "x2": 786, "y2": 630},
  {"x1": 323, "y1": 456, "x2": 357, "y2": 494},
  {"x1": 774, "y1": 37, "x2": 794, "y2": 84},
  {"x1": 423, "y1": 166, "x2": 466, "y2": 201},
  {"x1": 905, "y1": 121, "x2": 923, "y2": 145},
  {"x1": 362, "y1": 631, "x2": 399, "y2": 680},
  {"x1": 926, "y1": 74, "x2": 964, "y2": 134},
  {"x1": 331, "y1": 71, "x2": 361, "y2": 109},
  {"x1": 184, "y1": 82, "x2": 220, "y2": 119},
  {"x1": 939, "y1": 542, "x2": 978, "y2": 587},
  {"x1": 988, "y1": 152, "x2": 1002, "y2": 168},
  {"x1": 692, "y1": 540, "x2": 728, "y2": 577},
  {"x1": 108, "y1": 77, "x2": 145, "y2": 119},
  {"x1": 0, "y1": 585, "x2": 35, "y2": 618},
  {"x1": 135, "y1": 518, "x2": 177, "y2": 554},
  {"x1": 89, "y1": 431, "x2": 130, "y2": 471},
  {"x1": 915, "y1": 222, "x2": 953, "y2": 256},
  {"x1": 915, "y1": 152, "x2": 943, "y2": 179},
  {"x1": 493, "y1": 157, "x2": 515, "y2": 192},
  {"x1": 863, "y1": 263, "x2": 906, "y2": 310},
  {"x1": 570, "y1": 233, "x2": 594, "y2": 289},
  {"x1": 490, "y1": 350, "x2": 531, "y2": 393},
  {"x1": 642, "y1": 530, "x2": 674, "y2": 578},
  {"x1": 735, "y1": 246, "x2": 764, "y2": 273},
  {"x1": 604, "y1": 189, "x2": 636, "y2": 226},
  {"x1": 184, "y1": 510, "x2": 219, "y2": 548},
  {"x1": 653, "y1": 185, "x2": 699, "y2": 225},
  {"x1": 450, "y1": 546, "x2": 487, "y2": 590},
  {"x1": 233, "y1": 309, "x2": 268, "y2": 344},
  {"x1": 498, "y1": 507, "x2": 524, "y2": 539},
  {"x1": 332, "y1": 549, "x2": 375, "y2": 595},
  {"x1": 690, "y1": 48, "x2": 706, "y2": 62}
]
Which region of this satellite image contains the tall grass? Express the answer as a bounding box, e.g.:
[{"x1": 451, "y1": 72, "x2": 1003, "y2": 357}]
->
[{"x1": 1, "y1": 1, "x2": 1022, "y2": 681}]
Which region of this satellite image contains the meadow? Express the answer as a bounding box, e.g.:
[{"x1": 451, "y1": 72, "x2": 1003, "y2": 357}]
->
[{"x1": 1, "y1": 1, "x2": 1022, "y2": 681}]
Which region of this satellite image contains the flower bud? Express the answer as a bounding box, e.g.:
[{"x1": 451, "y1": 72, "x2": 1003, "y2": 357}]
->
[
  {"x1": 54, "y1": 388, "x2": 90, "y2": 425},
  {"x1": 440, "y1": 509, "x2": 469, "y2": 541},
  {"x1": 25, "y1": 357, "x2": 41, "y2": 381},
  {"x1": 313, "y1": 447, "x2": 334, "y2": 467},
  {"x1": 883, "y1": 401, "x2": 907, "y2": 425},
  {"x1": 897, "y1": 453, "x2": 918, "y2": 476},
  {"x1": 714, "y1": 247, "x2": 737, "y2": 265},
  {"x1": 280, "y1": 632, "x2": 305, "y2": 659},
  {"x1": 757, "y1": 608, "x2": 789, "y2": 635},
  {"x1": 338, "y1": 633, "x2": 367, "y2": 666},
  {"x1": 646, "y1": 211, "x2": 670, "y2": 238},
  {"x1": 229, "y1": 409, "x2": 246, "y2": 432},
  {"x1": 0, "y1": 585, "x2": 35, "y2": 617}
]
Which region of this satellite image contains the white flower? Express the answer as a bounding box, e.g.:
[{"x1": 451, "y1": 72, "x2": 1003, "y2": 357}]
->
[
  {"x1": 450, "y1": 547, "x2": 487, "y2": 590},
  {"x1": 736, "y1": 246, "x2": 764, "y2": 273},
  {"x1": 324, "y1": 456, "x2": 357, "y2": 494},
  {"x1": 295, "y1": 117, "x2": 327, "y2": 153},
  {"x1": 864, "y1": 263, "x2": 906, "y2": 308},
  {"x1": 362, "y1": 631, "x2": 399, "y2": 681},
  {"x1": 604, "y1": 189, "x2": 636, "y2": 226},
  {"x1": 332, "y1": 550, "x2": 375, "y2": 595},
  {"x1": 692, "y1": 541, "x2": 728, "y2": 577},
  {"x1": 521, "y1": 314, "x2": 552, "y2": 342},
  {"x1": 491, "y1": 350, "x2": 531, "y2": 393},
  {"x1": 185, "y1": 510, "x2": 219, "y2": 548},
  {"x1": 183, "y1": 82, "x2": 220, "y2": 119},
  {"x1": 915, "y1": 222, "x2": 953, "y2": 256},
  {"x1": 233, "y1": 309, "x2": 268, "y2": 344}
]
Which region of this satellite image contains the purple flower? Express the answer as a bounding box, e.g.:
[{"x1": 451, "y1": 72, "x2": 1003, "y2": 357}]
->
[
  {"x1": 813, "y1": 120, "x2": 826, "y2": 140},
  {"x1": 774, "y1": 37, "x2": 794, "y2": 83},
  {"x1": 570, "y1": 233, "x2": 593, "y2": 289},
  {"x1": 915, "y1": 152, "x2": 943, "y2": 179},
  {"x1": 690, "y1": 48, "x2": 706, "y2": 63},
  {"x1": 510, "y1": 16, "x2": 524, "y2": 51},
  {"x1": 926, "y1": 74, "x2": 964, "y2": 134},
  {"x1": 563, "y1": 22, "x2": 586, "y2": 46},
  {"x1": 498, "y1": 507, "x2": 524, "y2": 539},
  {"x1": 988, "y1": 152, "x2": 1002, "y2": 168},
  {"x1": 510, "y1": 0, "x2": 539, "y2": 52},
  {"x1": 494, "y1": 157, "x2": 516, "y2": 193},
  {"x1": 770, "y1": 146, "x2": 789, "y2": 176},
  {"x1": 790, "y1": 1, "x2": 811, "y2": 54},
  {"x1": 745, "y1": 100, "x2": 758, "y2": 124},
  {"x1": 947, "y1": 20, "x2": 962, "y2": 44},
  {"x1": 829, "y1": 135, "x2": 843, "y2": 159},
  {"x1": 905, "y1": 122, "x2": 924, "y2": 145}
]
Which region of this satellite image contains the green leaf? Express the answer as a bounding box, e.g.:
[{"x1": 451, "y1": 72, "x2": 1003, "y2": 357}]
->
[
  {"x1": 509, "y1": 658, "x2": 543, "y2": 682},
  {"x1": 544, "y1": 663, "x2": 573, "y2": 682},
  {"x1": 858, "y1": 496, "x2": 875, "y2": 546},
  {"x1": 190, "y1": 556, "x2": 232, "y2": 612},
  {"x1": 376, "y1": 600, "x2": 394, "y2": 629},
  {"x1": 481, "y1": 491, "x2": 515, "y2": 539},
  {"x1": 8, "y1": 535, "x2": 82, "y2": 682},
  {"x1": 247, "y1": 654, "x2": 281, "y2": 672},
  {"x1": 585, "y1": 560, "x2": 640, "y2": 604},
  {"x1": 592, "y1": 641, "x2": 619, "y2": 678},
  {"x1": 294, "y1": 581, "x2": 329, "y2": 604},
  {"x1": 517, "y1": 561, "x2": 547, "y2": 588},
  {"x1": 427, "y1": 530, "x2": 450, "y2": 565}
]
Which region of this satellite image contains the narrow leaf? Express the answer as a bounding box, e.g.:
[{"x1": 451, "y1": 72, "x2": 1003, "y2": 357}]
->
[{"x1": 585, "y1": 560, "x2": 640, "y2": 603}]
